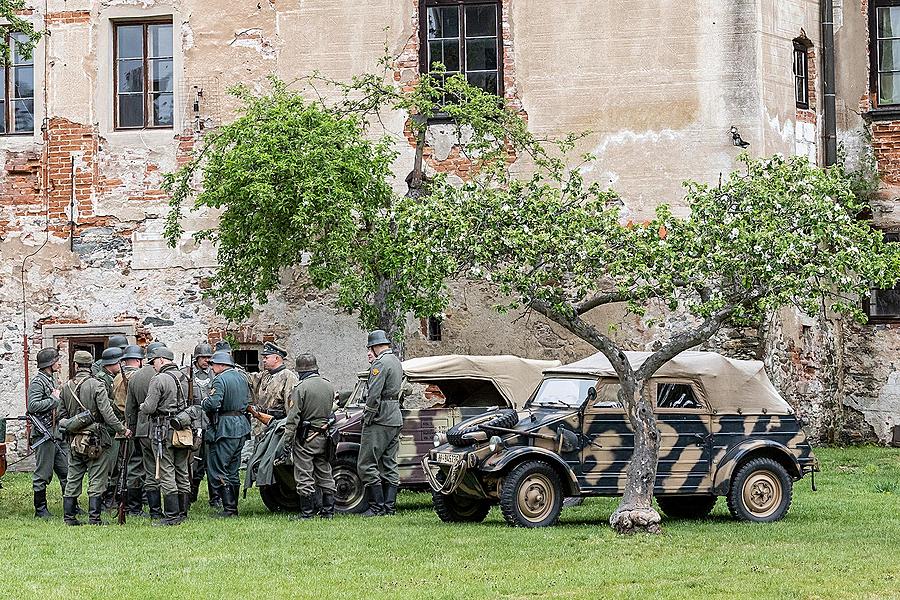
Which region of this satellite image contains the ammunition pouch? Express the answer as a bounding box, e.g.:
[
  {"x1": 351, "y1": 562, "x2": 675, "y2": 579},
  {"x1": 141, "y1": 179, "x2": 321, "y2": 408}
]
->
[
  {"x1": 60, "y1": 410, "x2": 95, "y2": 435},
  {"x1": 71, "y1": 430, "x2": 103, "y2": 459},
  {"x1": 171, "y1": 427, "x2": 194, "y2": 449}
]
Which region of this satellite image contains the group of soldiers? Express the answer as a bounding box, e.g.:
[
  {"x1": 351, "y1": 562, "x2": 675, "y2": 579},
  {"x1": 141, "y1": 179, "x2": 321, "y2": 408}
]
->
[{"x1": 24, "y1": 328, "x2": 404, "y2": 525}]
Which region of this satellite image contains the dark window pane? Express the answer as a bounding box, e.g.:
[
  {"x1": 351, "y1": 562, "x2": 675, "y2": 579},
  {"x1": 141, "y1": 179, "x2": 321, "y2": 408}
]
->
[
  {"x1": 14, "y1": 66, "x2": 34, "y2": 99},
  {"x1": 465, "y1": 5, "x2": 497, "y2": 38},
  {"x1": 466, "y1": 71, "x2": 497, "y2": 94},
  {"x1": 443, "y1": 40, "x2": 460, "y2": 71},
  {"x1": 118, "y1": 59, "x2": 144, "y2": 92},
  {"x1": 879, "y1": 7, "x2": 900, "y2": 39},
  {"x1": 880, "y1": 72, "x2": 900, "y2": 104},
  {"x1": 13, "y1": 99, "x2": 34, "y2": 132},
  {"x1": 427, "y1": 6, "x2": 458, "y2": 39},
  {"x1": 0, "y1": 100, "x2": 6, "y2": 133},
  {"x1": 149, "y1": 24, "x2": 173, "y2": 58},
  {"x1": 881, "y1": 39, "x2": 900, "y2": 72},
  {"x1": 428, "y1": 40, "x2": 443, "y2": 68},
  {"x1": 871, "y1": 287, "x2": 900, "y2": 317},
  {"x1": 657, "y1": 383, "x2": 701, "y2": 409},
  {"x1": 12, "y1": 33, "x2": 34, "y2": 65},
  {"x1": 151, "y1": 58, "x2": 173, "y2": 92},
  {"x1": 152, "y1": 92, "x2": 174, "y2": 126},
  {"x1": 118, "y1": 94, "x2": 144, "y2": 127},
  {"x1": 466, "y1": 38, "x2": 497, "y2": 71},
  {"x1": 117, "y1": 25, "x2": 144, "y2": 59}
]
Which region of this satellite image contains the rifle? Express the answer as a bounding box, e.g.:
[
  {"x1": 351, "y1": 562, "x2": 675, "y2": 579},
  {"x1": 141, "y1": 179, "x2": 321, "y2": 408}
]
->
[
  {"x1": 115, "y1": 438, "x2": 129, "y2": 524},
  {"x1": 153, "y1": 417, "x2": 164, "y2": 480},
  {"x1": 12, "y1": 414, "x2": 68, "y2": 458},
  {"x1": 246, "y1": 404, "x2": 274, "y2": 426}
]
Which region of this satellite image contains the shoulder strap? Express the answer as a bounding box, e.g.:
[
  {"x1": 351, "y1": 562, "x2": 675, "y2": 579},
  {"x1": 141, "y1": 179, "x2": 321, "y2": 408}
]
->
[
  {"x1": 165, "y1": 370, "x2": 187, "y2": 411},
  {"x1": 69, "y1": 377, "x2": 90, "y2": 412}
]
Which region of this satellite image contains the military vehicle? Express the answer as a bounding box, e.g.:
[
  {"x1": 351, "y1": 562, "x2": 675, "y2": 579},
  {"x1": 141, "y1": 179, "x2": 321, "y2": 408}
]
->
[
  {"x1": 245, "y1": 354, "x2": 559, "y2": 513},
  {"x1": 424, "y1": 351, "x2": 819, "y2": 528}
]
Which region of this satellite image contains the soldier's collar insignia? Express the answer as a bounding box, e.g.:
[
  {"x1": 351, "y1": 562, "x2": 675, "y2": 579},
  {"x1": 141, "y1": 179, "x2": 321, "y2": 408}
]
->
[{"x1": 372, "y1": 368, "x2": 380, "y2": 376}]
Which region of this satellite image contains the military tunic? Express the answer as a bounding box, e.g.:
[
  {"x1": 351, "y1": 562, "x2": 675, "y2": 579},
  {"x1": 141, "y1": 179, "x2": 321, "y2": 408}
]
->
[
  {"x1": 282, "y1": 373, "x2": 336, "y2": 497},
  {"x1": 182, "y1": 364, "x2": 213, "y2": 490},
  {"x1": 115, "y1": 365, "x2": 144, "y2": 492},
  {"x1": 127, "y1": 364, "x2": 158, "y2": 490},
  {"x1": 250, "y1": 366, "x2": 299, "y2": 419},
  {"x1": 26, "y1": 370, "x2": 67, "y2": 493},
  {"x1": 357, "y1": 349, "x2": 404, "y2": 487},
  {"x1": 139, "y1": 364, "x2": 191, "y2": 496},
  {"x1": 60, "y1": 368, "x2": 127, "y2": 497},
  {"x1": 202, "y1": 367, "x2": 251, "y2": 490},
  {"x1": 96, "y1": 367, "x2": 122, "y2": 501}
]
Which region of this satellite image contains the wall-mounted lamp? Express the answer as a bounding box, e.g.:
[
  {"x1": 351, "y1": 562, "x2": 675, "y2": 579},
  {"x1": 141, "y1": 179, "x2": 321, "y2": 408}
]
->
[{"x1": 730, "y1": 126, "x2": 750, "y2": 148}]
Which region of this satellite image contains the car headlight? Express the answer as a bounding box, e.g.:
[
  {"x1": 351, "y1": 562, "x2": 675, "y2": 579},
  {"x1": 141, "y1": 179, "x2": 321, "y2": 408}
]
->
[
  {"x1": 433, "y1": 432, "x2": 447, "y2": 447},
  {"x1": 489, "y1": 435, "x2": 502, "y2": 452}
]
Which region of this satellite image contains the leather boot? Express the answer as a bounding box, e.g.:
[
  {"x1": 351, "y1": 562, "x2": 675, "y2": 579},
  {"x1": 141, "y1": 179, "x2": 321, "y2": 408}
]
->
[
  {"x1": 382, "y1": 481, "x2": 398, "y2": 516},
  {"x1": 63, "y1": 496, "x2": 82, "y2": 526},
  {"x1": 291, "y1": 495, "x2": 316, "y2": 520},
  {"x1": 146, "y1": 489, "x2": 163, "y2": 519},
  {"x1": 126, "y1": 488, "x2": 147, "y2": 517},
  {"x1": 189, "y1": 479, "x2": 200, "y2": 504},
  {"x1": 179, "y1": 493, "x2": 189, "y2": 521},
  {"x1": 33, "y1": 489, "x2": 52, "y2": 518},
  {"x1": 319, "y1": 492, "x2": 335, "y2": 519},
  {"x1": 153, "y1": 494, "x2": 182, "y2": 526},
  {"x1": 215, "y1": 484, "x2": 238, "y2": 518},
  {"x1": 88, "y1": 496, "x2": 104, "y2": 525},
  {"x1": 361, "y1": 484, "x2": 385, "y2": 517},
  {"x1": 207, "y1": 479, "x2": 221, "y2": 508}
]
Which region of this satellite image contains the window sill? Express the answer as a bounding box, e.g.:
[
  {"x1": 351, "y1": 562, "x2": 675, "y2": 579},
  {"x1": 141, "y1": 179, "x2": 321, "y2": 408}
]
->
[{"x1": 863, "y1": 108, "x2": 900, "y2": 122}]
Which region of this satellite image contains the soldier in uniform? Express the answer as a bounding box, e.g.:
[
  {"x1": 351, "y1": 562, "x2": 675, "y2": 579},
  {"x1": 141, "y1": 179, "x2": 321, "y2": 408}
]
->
[
  {"x1": 357, "y1": 330, "x2": 404, "y2": 517},
  {"x1": 250, "y1": 342, "x2": 299, "y2": 420},
  {"x1": 116, "y1": 345, "x2": 145, "y2": 516},
  {"x1": 91, "y1": 334, "x2": 128, "y2": 377},
  {"x1": 95, "y1": 347, "x2": 123, "y2": 511},
  {"x1": 127, "y1": 341, "x2": 166, "y2": 519},
  {"x1": 182, "y1": 342, "x2": 219, "y2": 508},
  {"x1": 203, "y1": 350, "x2": 251, "y2": 518},
  {"x1": 279, "y1": 354, "x2": 336, "y2": 519},
  {"x1": 140, "y1": 347, "x2": 191, "y2": 526},
  {"x1": 27, "y1": 347, "x2": 66, "y2": 518},
  {"x1": 60, "y1": 350, "x2": 131, "y2": 526}
]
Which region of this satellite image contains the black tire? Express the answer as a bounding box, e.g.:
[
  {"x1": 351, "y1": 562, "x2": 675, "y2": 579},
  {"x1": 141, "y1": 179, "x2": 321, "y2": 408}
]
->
[
  {"x1": 333, "y1": 455, "x2": 368, "y2": 514},
  {"x1": 726, "y1": 457, "x2": 793, "y2": 522},
  {"x1": 431, "y1": 491, "x2": 492, "y2": 523},
  {"x1": 259, "y1": 481, "x2": 300, "y2": 513},
  {"x1": 446, "y1": 409, "x2": 519, "y2": 447},
  {"x1": 499, "y1": 460, "x2": 563, "y2": 528},
  {"x1": 656, "y1": 495, "x2": 717, "y2": 519}
]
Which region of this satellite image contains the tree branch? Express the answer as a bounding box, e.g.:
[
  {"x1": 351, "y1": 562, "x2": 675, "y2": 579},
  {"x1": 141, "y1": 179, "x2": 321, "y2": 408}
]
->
[{"x1": 574, "y1": 290, "x2": 632, "y2": 315}]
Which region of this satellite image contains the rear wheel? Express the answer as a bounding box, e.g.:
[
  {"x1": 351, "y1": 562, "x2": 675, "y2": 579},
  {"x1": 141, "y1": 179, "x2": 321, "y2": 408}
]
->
[
  {"x1": 727, "y1": 457, "x2": 793, "y2": 522},
  {"x1": 334, "y1": 455, "x2": 368, "y2": 514},
  {"x1": 499, "y1": 460, "x2": 563, "y2": 528},
  {"x1": 432, "y1": 492, "x2": 492, "y2": 523},
  {"x1": 656, "y1": 495, "x2": 717, "y2": 519}
]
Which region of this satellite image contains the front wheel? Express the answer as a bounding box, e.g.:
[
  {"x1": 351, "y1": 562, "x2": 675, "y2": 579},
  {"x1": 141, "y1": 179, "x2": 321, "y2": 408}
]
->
[
  {"x1": 259, "y1": 482, "x2": 300, "y2": 513},
  {"x1": 432, "y1": 492, "x2": 492, "y2": 523},
  {"x1": 499, "y1": 461, "x2": 563, "y2": 528},
  {"x1": 727, "y1": 457, "x2": 793, "y2": 522},
  {"x1": 333, "y1": 455, "x2": 368, "y2": 514}
]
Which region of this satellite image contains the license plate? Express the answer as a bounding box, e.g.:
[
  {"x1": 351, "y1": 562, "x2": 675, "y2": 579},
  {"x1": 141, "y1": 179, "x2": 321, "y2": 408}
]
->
[{"x1": 435, "y1": 452, "x2": 462, "y2": 465}]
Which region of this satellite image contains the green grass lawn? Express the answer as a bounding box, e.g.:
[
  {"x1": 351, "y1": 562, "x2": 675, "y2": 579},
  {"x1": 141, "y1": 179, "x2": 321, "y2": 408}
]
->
[{"x1": 1, "y1": 446, "x2": 899, "y2": 600}]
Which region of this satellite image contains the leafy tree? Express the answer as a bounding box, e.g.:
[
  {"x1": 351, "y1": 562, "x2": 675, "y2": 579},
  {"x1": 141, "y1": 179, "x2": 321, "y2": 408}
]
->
[
  {"x1": 415, "y1": 152, "x2": 900, "y2": 533},
  {"x1": 163, "y1": 71, "x2": 540, "y2": 348},
  {"x1": 0, "y1": 1, "x2": 41, "y2": 64}
]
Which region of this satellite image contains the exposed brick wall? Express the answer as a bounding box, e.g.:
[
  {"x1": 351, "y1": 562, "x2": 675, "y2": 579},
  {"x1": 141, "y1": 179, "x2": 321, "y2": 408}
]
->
[{"x1": 45, "y1": 11, "x2": 91, "y2": 26}]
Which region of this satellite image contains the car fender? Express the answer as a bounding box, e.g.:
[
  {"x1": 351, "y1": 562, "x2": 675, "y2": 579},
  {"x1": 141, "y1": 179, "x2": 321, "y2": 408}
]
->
[
  {"x1": 335, "y1": 441, "x2": 361, "y2": 458},
  {"x1": 480, "y1": 446, "x2": 581, "y2": 495},
  {"x1": 713, "y1": 439, "x2": 802, "y2": 495}
]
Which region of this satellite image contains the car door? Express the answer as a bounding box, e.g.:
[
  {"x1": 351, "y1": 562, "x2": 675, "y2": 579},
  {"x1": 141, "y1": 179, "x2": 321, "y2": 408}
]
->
[
  {"x1": 653, "y1": 378, "x2": 713, "y2": 494},
  {"x1": 579, "y1": 380, "x2": 633, "y2": 494}
]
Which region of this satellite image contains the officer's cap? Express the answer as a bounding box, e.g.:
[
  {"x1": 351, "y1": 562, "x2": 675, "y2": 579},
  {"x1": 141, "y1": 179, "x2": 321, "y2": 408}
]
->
[
  {"x1": 36, "y1": 348, "x2": 60, "y2": 369},
  {"x1": 366, "y1": 329, "x2": 390, "y2": 348},
  {"x1": 73, "y1": 350, "x2": 94, "y2": 366},
  {"x1": 210, "y1": 351, "x2": 235, "y2": 367},
  {"x1": 261, "y1": 342, "x2": 287, "y2": 358},
  {"x1": 100, "y1": 347, "x2": 123, "y2": 366}
]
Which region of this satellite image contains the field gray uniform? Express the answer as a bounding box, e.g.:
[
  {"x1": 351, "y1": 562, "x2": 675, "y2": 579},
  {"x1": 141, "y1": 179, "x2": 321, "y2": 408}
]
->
[
  {"x1": 203, "y1": 365, "x2": 250, "y2": 516},
  {"x1": 358, "y1": 349, "x2": 403, "y2": 488},
  {"x1": 27, "y1": 370, "x2": 66, "y2": 495},
  {"x1": 127, "y1": 364, "x2": 160, "y2": 516},
  {"x1": 183, "y1": 363, "x2": 217, "y2": 506},
  {"x1": 139, "y1": 364, "x2": 191, "y2": 496}
]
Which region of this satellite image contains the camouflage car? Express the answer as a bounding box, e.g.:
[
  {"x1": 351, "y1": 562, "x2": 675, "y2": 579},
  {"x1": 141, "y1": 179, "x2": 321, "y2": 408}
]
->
[
  {"x1": 424, "y1": 351, "x2": 819, "y2": 528},
  {"x1": 247, "y1": 354, "x2": 559, "y2": 513}
]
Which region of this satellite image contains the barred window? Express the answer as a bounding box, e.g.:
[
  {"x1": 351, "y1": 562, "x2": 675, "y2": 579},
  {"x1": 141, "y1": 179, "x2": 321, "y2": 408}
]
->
[
  {"x1": 1, "y1": 32, "x2": 35, "y2": 135},
  {"x1": 420, "y1": 0, "x2": 502, "y2": 95},
  {"x1": 114, "y1": 20, "x2": 173, "y2": 129}
]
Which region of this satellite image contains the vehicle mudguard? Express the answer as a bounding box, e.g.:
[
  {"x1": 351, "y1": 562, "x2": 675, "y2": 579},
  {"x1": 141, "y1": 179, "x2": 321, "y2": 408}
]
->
[
  {"x1": 712, "y1": 439, "x2": 802, "y2": 495},
  {"x1": 335, "y1": 441, "x2": 361, "y2": 457},
  {"x1": 480, "y1": 446, "x2": 581, "y2": 496}
]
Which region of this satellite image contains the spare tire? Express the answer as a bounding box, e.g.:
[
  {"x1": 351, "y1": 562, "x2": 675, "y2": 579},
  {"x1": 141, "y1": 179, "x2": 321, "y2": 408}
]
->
[{"x1": 446, "y1": 409, "x2": 519, "y2": 447}]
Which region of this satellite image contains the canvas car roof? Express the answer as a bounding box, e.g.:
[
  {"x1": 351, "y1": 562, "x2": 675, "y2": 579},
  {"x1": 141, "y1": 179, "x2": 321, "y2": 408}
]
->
[
  {"x1": 544, "y1": 351, "x2": 792, "y2": 414},
  {"x1": 359, "y1": 355, "x2": 560, "y2": 407}
]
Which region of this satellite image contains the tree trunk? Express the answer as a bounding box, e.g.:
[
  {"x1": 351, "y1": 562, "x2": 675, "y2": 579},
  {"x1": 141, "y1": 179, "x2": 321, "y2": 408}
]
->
[
  {"x1": 373, "y1": 272, "x2": 405, "y2": 359},
  {"x1": 609, "y1": 377, "x2": 662, "y2": 534}
]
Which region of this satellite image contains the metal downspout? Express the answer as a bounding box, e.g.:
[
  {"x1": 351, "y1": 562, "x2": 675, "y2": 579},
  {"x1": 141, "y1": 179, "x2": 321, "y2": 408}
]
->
[{"x1": 821, "y1": 0, "x2": 838, "y2": 166}]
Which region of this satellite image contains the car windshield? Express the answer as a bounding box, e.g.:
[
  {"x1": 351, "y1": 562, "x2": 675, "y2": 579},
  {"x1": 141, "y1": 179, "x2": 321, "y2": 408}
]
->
[{"x1": 529, "y1": 377, "x2": 597, "y2": 408}]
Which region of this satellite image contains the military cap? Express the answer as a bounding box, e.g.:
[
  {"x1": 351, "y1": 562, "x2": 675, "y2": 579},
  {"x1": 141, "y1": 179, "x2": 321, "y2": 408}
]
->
[
  {"x1": 261, "y1": 342, "x2": 287, "y2": 358},
  {"x1": 295, "y1": 353, "x2": 318, "y2": 372},
  {"x1": 73, "y1": 350, "x2": 94, "y2": 366},
  {"x1": 366, "y1": 329, "x2": 390, "y2": 348},
  {"x1": 152, "y1": 347, "x2": 175, "y2": 361},
  {"x1": 214, "y1": 340, "x2": 233, "y2": 354},
  {"x1": 100, "y1": 347, "x2": 124, "y2": 366},
  {"x1": 36, "y1": 348, "x2": 60, "y2": 369},
  {"x1": 121, "y1": 345, "x2": 144, "y2": 361},
  {"x1": 210, "y1": 351, "x2": 234, "y2": 367},
  {"x1": 193, "y1": 342, "x2": 214, "y2": 358},
  {"x1": 108, "y1": 334, "x2": 129, "y2": 349},
  {"x1": 145, "y1": 341, "x2": 166, "y2": 361}
]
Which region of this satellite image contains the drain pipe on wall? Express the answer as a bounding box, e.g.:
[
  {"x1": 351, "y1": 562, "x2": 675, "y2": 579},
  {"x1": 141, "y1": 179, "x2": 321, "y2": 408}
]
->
[{"x1": 821, "y1": 0, "x2": 838, "y2": 166}]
